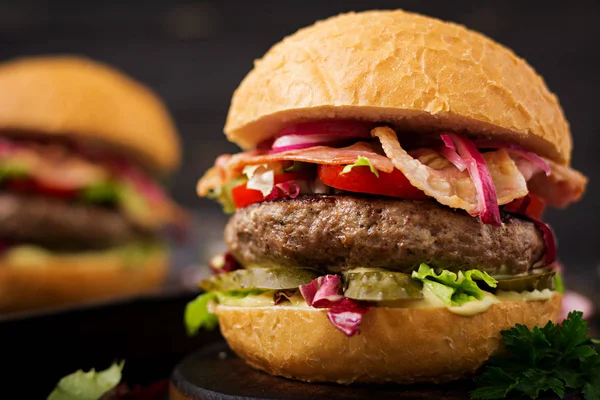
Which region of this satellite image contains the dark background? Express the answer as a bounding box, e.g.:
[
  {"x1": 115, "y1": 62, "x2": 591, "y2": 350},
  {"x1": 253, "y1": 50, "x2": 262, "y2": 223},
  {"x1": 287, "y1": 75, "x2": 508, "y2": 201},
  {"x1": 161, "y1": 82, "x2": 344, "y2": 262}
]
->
[
  {"x1": 0, "y1": 2, "x2": 598, "y2": 286},
  {"x1": 0, "y1": 1, "x2": 598, "y2": 396}
]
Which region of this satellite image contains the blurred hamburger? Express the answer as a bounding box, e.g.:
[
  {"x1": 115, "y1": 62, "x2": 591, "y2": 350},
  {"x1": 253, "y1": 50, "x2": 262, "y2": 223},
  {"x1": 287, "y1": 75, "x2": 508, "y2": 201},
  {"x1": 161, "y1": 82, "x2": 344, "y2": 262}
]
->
[
  {"x1": 187, "y1": 10, "x2": 587, "y2": 383},
  {"x1": 0, "y1": 56, "x2": 182, "y2": 313}
]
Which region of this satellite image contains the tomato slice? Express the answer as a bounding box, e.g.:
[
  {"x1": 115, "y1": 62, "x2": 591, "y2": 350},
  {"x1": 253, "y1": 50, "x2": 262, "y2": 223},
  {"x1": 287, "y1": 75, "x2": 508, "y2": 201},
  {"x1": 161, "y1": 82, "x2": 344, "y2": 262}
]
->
[
  {"x1": 6, "y1": 178, "x2": 79, "y2": 199},
  {"x1": 318, "y1": 165, "x2": 427, "y2": 200},
  {"x1": 231, "y1": 184, "x2": 264, "y2": 208},
  {"x1": 504, "y1": 195, "x2": 546, "y2": 219},
  {"x1": 527, "y1": 195, "x2": 546, "y2": 219},
  {"x1": 231, "y1": 171, "x2": 313, "y2": 209}
]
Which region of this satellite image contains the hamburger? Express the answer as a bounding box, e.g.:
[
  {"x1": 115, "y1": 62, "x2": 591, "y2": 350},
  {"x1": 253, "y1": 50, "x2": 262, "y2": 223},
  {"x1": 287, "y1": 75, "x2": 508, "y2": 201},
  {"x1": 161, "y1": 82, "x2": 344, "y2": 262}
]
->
[
  {"x1": 0, "y1": 56, "x2": 183, "y2": 313},
  {"x1": 186, "y1": 10, "x2": 588, "y2": 384}
]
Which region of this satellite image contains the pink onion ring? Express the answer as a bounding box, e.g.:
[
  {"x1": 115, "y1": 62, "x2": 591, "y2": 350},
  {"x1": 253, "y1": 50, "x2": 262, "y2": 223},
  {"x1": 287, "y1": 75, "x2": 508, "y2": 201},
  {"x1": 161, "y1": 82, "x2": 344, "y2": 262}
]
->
[
  {"x1": 441, "y1": 133, "x2": 501, "y2": 226},
  {"x1": 440, "y1": 135, "x2": 467, "y2": 171},
  {"x1": 278, "y1": 120, "x2": 373, "y2": 137},
  {"x1": 474, "y1": 139, "x2": 550, "y2": 176},
  {"x1": 271, "y1": 134, "x2": 348, "y2": 153},
  {"x1": 514, "y1": 213, "x2": 557, "y2": 265},
  {"x1": 271, "y1": 121, "x2": 374, "y2": 153}
]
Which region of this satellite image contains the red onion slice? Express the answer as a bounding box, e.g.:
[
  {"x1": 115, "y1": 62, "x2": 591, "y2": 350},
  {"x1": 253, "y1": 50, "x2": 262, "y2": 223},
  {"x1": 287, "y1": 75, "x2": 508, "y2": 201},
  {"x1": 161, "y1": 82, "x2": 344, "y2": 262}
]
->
[
  {"x1": 271, "y1": 121, "x2": 374, "y2": 153},
  {"x1": 269, "y1": 142, "x2": 343, "y2": 153},
  {"x1": 0, "y1": 137, "x2": 16, "y2": 156},
  {"x1": 474, "y1": 139, "x2": 550, "y2": 176},
  {"x1": 504, "y1": 195, "x2": 556, "y2": 266},
  {"x1": 516, "y1": 213, "x2": 557, "y2": 266},
  {"x1": 442, "y1": 133, "x2": 501, "y2": 226},
  {"x1": 271, "y1": 134, "x2": 346, "y2": 153},
  {"x1": 278, "y1": 120, "x2": 373, "y2": 137},
  {"x1": 440, "y1": 135, "x2": 467, "y2": 172}
]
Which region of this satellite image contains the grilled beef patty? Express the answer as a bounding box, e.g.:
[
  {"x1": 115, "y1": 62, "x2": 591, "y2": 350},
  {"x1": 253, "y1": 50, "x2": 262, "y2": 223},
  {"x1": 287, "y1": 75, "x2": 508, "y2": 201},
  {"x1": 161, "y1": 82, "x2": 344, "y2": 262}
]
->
[
  {"x1": 225, "y1": 195, "x2": 545, "y2": 275},
  {"x1": 0, "y1": 192, "x2": 151, "y2": 250}
]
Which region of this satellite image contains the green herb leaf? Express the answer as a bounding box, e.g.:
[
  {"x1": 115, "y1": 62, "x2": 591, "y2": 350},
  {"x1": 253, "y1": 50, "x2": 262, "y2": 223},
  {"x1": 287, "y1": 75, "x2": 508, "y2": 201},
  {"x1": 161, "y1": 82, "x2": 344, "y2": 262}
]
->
[
  {"x1": 341, "y1": 156, "x2": 380, "y2": 177},
  {"x1": 411, "y1": 264, "x2": 497, "y2": 306},
  {"x1": 471, "y1": 311, "x2": 600, "y2": 400},
  {"x1": 47, "y1": 361, "x2": 124, "y2": 400},
  {"x1": 470, "y1": 367, "x2": 518, "y2": 399},
  {"x1": 583, "y1": 375, "x2": 600, "y2": 400}
]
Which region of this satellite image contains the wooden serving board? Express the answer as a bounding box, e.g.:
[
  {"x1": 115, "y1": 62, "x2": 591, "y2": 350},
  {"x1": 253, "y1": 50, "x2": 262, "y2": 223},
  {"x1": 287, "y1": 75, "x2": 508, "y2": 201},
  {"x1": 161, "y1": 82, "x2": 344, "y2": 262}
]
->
[
  {"x1": 170, "y1": 313, "x2": 600, "y2": 400},
  {"x1": 170, "y1": 342, "x2": 481, "y2": 400}
]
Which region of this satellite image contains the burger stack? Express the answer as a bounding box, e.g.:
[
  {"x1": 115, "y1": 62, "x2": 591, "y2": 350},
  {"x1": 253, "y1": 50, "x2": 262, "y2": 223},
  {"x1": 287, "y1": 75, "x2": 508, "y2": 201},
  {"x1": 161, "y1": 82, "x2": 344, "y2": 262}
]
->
[{"x1": 186, "y1": 10, "x2": 587, "y2": 384}]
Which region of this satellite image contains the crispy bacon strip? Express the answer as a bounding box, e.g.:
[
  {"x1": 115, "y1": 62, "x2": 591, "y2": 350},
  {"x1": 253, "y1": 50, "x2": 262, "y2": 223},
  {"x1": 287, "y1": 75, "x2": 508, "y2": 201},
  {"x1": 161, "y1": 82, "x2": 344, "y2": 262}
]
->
[
  {"x1": 198, "y1": 126, "x2": 587, "y2": 212},
  {"x1": 197, "y1": 142, "x2": 394, "y2": 196},
  {"x1": 373, "y1": 126, "x2": 528, "y2": 215},
  {"x1": 1, "y1": 145, "x2": 109, "y2": 189},
  {"x1": 0, "y1": 140, "x2": 187, "y2": 232},
  {"x1": 526, "y1": 158, "x2": 587, "y2": 208}
]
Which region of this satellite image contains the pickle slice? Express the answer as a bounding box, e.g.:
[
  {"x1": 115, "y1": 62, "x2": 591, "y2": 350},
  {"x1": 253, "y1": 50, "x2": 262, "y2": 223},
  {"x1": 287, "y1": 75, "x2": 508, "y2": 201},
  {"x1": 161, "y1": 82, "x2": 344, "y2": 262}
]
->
[
  {"x1": 200, "y1": 268, "x2": 319, "y2": 292},
  {"x1": 495, "y1": 270, "x2": 556, "y2": 292},
  {"x1": 342, "y1": 269, "x2": 423, "y2": 301}
]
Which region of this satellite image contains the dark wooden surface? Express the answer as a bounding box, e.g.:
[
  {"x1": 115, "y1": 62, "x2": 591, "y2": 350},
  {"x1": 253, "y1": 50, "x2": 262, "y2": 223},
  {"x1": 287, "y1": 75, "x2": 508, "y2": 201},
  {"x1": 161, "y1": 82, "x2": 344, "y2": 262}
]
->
[{"x1": 169, "y1": 342, "x2": 517, "y2": 400}]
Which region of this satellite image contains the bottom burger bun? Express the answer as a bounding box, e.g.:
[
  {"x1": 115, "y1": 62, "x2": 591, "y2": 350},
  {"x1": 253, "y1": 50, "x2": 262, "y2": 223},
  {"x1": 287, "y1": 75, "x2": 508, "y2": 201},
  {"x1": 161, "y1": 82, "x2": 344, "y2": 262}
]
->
[
  {"x1": 216, "y1": 294, "x2": 562, "y2": 384},
  {"x1": 0, "y1": 243, "x2": 169, "y2": 313}
]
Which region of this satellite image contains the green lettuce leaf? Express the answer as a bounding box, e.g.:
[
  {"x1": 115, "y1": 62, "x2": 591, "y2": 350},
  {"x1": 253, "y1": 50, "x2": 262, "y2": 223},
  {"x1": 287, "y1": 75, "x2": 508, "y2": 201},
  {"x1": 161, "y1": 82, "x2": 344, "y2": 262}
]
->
[
  {"x1": 341, "y1": 156, "x2": 379, "y2": 177},
  {"x1": 555, "y1": 270, "x2": 565, "y2": 294},
  {"x1": 81, "y1": 181, "x2": 152, "y2": 225},
  {"x1": 0, "y1": 159, "x2": 159, "y2": 224},
  {"x1": 411, "y1": 264, "x2": 497, "y2": 306},
  {"x1": 207, "y1": 177, "x2": 246, "y2": 214},
  {"x1": 79, "y1": 181, "x2": 121, "y2": 204},
  {"x1": 185, "y1": 289, "x2": 266, "y2": 336},
  {"x1": 0, "y1": 160, "x2": 29, "y2": 182},
  {"x1": 81, "y1": 181, "x2": 148, "y2": 212},
  {"x1": 47, "y1": 361, "x2": 124, "y2": 400},
  {"x1": 185, "y1": 292, "x2": 219, "y2": 336},
  {"x1": 118, "y1": 182, "x2": 150, "y2": 219}
]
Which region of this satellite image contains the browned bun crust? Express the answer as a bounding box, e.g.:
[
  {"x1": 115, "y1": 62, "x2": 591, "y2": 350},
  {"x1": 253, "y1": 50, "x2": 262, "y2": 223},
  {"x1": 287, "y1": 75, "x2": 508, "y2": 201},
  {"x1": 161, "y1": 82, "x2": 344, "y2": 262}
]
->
[
  {"x1": 0, "y1": 55, "x2": 180, "y2": 172},
  {"x1": 226, "y1": 10, "x2": 571, "y2": 165},
  {"x1": 216, "y1": 294, "x2": 562, "y2": 384},
  {"x1": 0, "y1": 246, "x2": 168, "y2": 313}
]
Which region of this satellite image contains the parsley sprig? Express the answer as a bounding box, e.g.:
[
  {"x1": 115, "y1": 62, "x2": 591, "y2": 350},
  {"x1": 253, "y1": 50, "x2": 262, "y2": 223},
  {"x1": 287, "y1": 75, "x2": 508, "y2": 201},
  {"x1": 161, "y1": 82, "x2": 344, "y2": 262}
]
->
[{"x1": 471, "y1": 311, "x2": 600, "y2": 400}]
